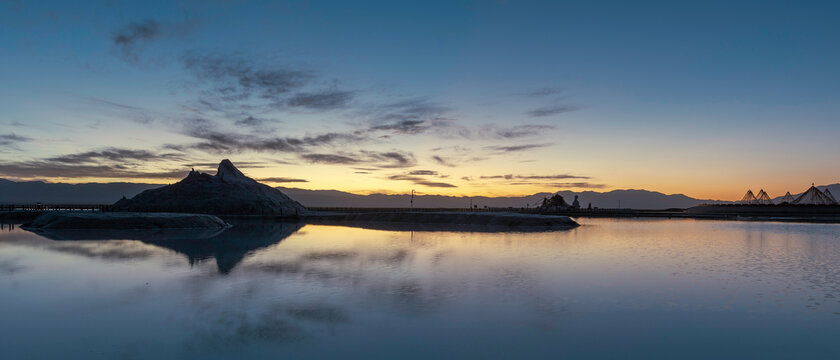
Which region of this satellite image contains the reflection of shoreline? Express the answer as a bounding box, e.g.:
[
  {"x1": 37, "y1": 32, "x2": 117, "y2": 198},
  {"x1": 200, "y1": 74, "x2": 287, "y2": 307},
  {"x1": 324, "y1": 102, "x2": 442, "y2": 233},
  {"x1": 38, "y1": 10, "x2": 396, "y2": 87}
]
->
[
  {"x1": 16, "y1": 214, "x2": 578, "y2": 275},
  {"x1": 27, "y1": 220, "x2": 305, "y2": 274},
  {"x1": 302, "y1": 211, "x2": 578, "y2": 232},
  {"x1": 303, "y1": 219, "x2": 575, "y2": 233}
]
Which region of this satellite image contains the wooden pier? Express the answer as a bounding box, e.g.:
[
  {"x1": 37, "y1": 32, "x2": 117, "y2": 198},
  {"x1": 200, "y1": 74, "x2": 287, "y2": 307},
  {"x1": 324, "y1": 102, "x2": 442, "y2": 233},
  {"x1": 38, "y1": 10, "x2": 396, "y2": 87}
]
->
[{"x1": 0, "y1": 204, "x2": 113, "y2": 212}]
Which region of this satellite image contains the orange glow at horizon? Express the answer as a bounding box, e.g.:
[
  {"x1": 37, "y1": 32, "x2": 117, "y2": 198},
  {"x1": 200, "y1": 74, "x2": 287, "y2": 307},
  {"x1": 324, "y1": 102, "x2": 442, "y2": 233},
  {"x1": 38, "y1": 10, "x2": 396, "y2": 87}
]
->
[{"x1": 19, "y1": 167, "x2": 838, "y2": 202}]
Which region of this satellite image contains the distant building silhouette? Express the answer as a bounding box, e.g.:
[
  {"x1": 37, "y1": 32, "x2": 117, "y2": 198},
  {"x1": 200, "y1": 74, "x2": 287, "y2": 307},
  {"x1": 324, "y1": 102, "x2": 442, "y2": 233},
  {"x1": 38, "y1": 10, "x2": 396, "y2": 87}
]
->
[
  {"x1": 739, "y1": 189, "x2": 758, "y2": 204},
  {"x1": 738, "y1": 184, "x2": 838, "y2": 205},
  {"x1": 793, "y1": 184, "x2": 837, "y2": 205},
  {"x1": 755, "y1": 189, "x2": 773, "y2": 205},
  {"x1": 779, "y1": 192, "x2": 795, "y2": 204}
]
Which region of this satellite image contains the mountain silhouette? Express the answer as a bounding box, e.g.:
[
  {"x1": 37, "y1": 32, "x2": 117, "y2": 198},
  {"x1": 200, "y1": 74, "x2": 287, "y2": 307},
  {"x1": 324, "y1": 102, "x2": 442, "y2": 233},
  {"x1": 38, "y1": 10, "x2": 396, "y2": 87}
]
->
[{"x1": 112, "y1": 160, "x2": 306, "y2": 216}]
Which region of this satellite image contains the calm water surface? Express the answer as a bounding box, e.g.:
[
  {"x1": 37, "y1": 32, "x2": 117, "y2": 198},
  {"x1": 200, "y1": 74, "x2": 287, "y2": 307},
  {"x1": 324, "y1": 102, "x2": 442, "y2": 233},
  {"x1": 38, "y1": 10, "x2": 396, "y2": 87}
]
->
[{"x1": 1, "y1": 218, "x2": 840, "y2": 359}]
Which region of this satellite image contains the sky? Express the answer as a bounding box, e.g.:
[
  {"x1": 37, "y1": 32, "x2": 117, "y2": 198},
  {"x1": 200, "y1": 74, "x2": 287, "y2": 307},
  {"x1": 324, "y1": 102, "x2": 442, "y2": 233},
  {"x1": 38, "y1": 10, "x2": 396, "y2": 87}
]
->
[{"x1": 1, "y1": 0, "x2": 839, "y2": 200}]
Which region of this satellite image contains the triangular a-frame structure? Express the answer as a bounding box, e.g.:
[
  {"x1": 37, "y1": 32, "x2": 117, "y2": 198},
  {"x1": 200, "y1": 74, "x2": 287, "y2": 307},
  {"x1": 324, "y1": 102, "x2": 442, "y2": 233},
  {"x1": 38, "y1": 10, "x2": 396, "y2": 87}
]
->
[
  {"x1": 822, "y1": 188, "x2": 838, "y2": 205},
  {"x1": 779, "y1": 192, "x2": 795, "y2": 204},
  {"x1": 740, "y1": 189, "x2": 757, "y2": 205},
  {"x1": 755, "y1": 189, "x2": 773, "y2": 205},
  {"x1": 793, "y1": 184, "x2": 833, "y2": 205}
]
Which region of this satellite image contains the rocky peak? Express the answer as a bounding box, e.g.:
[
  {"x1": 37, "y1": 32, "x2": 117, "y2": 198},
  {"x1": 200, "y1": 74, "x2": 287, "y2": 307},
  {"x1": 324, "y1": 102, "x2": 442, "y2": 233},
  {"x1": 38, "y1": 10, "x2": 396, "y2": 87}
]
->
[
  {"x1": 113, "y1": 159, "x2": 307, "y2": 215},
  {"x1": 215, "y1": 159, "x2": 248, "y2": 182}
]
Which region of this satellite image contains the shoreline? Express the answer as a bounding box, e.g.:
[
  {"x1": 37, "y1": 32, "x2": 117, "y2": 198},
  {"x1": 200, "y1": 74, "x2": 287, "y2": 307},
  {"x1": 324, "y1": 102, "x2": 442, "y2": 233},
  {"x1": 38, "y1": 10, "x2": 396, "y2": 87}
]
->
[
  {"x1": 12, "y1": 210, "x2": 579, "y2": 232},
  {"x1": 302, "y1": 211, "x2": 578, "y2": 232},
  {"x1": 5, "y1": 207, "x2": 840, "y2": 227}
]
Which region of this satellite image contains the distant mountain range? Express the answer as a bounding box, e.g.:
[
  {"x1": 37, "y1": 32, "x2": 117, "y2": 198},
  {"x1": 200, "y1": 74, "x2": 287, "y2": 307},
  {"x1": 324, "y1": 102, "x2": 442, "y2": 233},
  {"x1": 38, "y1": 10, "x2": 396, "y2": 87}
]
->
[
  {"x1": 0, "y1": 179, "x2": 159, "y2": 204},
  {"x1": 275, "y1": 187, "x2": 725, "y2": 210},
  {"x1": 3, "y1": 177, "x2": 835, "y2": 210}
]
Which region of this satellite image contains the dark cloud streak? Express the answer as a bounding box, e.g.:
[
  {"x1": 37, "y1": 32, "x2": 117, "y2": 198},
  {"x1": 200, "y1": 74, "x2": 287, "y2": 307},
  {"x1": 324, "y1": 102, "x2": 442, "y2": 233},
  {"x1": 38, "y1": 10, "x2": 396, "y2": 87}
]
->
[
  {"x1": 0, "y1": 162, "x2": 187, "y2": 180},
  {"x1": 511, "y1": 182, "x2": 607, "y2": 189},
  {"x1": 388, "y1": 175, "x2": 456, "y2": 188},
  {"x1": 301, "y1": 151, "x2": 416, "y2": 168},
  {"x1": 0, "y1": 133, "x2": 31, "y2": 148},
  {"x1": 431, "y1": 155, "x2": 455, "y2": 167},
  {"x1": 111, "y1": 19, "x2": 193, "y2": 64},
  {"x1": 112, "y1": 20, "x2": 162, "y2": 63},
  {"x1": 407, "y1": 170, "x2": 438, "y2": 176},
  {"x1": 487, "y1": 124, "x2": 554, "y2": 139},
  {"x1": 526, "y1": 105, "x2": 578, "y2": 117},
  {"x1": 257, "y1": 177, "x2": 308, "y2": 183},
  {"x1": 484, "y1": 143, "x2": 551, "y2": 153},
  {"x1": 480, "y1": 174, "x2": 590, "y2": 180},
  {"x1": 287, "y1": 90, "x2": 355, "y2": 110},
  {"x1": 183, "y1": 53, "x2": 359, "y2": 113},
  {"x1": 46, "y1": 148, "x2": 183, "y2": 164},
  {"x1": 523, "y1": 87, "x2": 562, "y2": 97}
]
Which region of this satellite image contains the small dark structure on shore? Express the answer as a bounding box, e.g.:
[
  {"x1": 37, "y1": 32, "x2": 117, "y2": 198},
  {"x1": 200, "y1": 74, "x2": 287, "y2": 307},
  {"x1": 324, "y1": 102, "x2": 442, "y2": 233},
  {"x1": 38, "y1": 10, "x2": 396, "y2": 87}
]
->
[
  {"x1": 539, "y1": 194, "x2": 570, "y2": 212},
  {"x1": 688, "y1": 184, "x2": 840, "y2": 219},
  {"x1": 736, "y1": 184, "x2": 838, "y2": 206}
]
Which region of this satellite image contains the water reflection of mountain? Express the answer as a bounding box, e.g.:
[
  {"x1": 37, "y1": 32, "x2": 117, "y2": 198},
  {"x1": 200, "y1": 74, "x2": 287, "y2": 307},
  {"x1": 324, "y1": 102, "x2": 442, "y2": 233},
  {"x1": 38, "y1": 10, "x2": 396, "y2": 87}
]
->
[{"x1": 27, "y1": 220, "x2": 304, "y2": 274}]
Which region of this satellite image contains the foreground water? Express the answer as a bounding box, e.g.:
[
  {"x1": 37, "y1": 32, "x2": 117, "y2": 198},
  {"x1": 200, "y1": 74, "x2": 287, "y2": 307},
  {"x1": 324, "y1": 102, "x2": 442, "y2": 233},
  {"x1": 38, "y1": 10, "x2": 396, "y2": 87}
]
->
[{"x1": 1, "y1": 218, "x2": 839, "y2": 359}]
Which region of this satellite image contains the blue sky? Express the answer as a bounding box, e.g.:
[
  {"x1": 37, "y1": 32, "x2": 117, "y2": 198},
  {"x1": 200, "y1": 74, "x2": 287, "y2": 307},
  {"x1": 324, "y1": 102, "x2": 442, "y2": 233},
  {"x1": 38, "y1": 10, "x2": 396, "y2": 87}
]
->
[{"x1": 1, "y1": 0, "x2": 839, "y2": 199}]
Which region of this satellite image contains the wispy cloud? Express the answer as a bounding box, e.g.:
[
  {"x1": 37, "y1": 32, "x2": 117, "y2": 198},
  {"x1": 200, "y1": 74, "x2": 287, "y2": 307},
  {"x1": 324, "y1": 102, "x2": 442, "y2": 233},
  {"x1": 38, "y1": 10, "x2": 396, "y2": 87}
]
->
[
  {"x1": 300, "y1": 153, "x2": 360, "y2": 165},
  {"x1": 0, "y1": 162, "x2": 187, "y2": 180},
  {"x1": 526, "y1": 105, "x2": 578, "y2": 117},
  {"x1": 482, "y1": 124, "x2": 554, "y2": 139},
  {"x1": 387, "y1": 169, "x2": 455, "y2": 188},
  {"x1": 0, "y1": 133, "x2": 31, "y2": 148},
  {"x1": 234, "y1": 115, "x2": 274, "y2": 128},
  {"x1": 287, "y1": 90, "x2": 355, "y2": 110},
  {"x1": 178, "y1": 52, "x2": 361, "y2": 139},
  {"x1": 511, "y1": 182, "x2": 607, "y2": 189},
  {"x1": 169, "y1": 116, "x2": 428, "y2": 169},
  {"x1": 176, "y1": 117, "x2": 366, "y2": 154},
  {"x1": 431, "y1": 155, "x2": 456, "y2": 167},
  {"x1": 364, "y1": 151, "x2": 416, "y2": 168},
  {"x1": 470, "y1": 171, "x2": 603, "y2": 189},
  {"x1": 45, "y1": 148, "x2": 184, "y2": 165},
  {"x1": 484, "y1": 143, "x2": 551, "y2": 153},
  {"x1": 184, "y1": 52, "x2": 317, "y2": 109},
  {"x1": 112, "y1": 19, "x2": 194, "y2": 64},
  {"x1": 553, "y1": 182, "x2": 605, "y2": 188},
  {"x1": 0, "y1": 145, "x2": 195, "y2": 180},
  {"x1": 388, "y1": 175, "x2": 456, "y2": 188},
  {"x1": 362, "y1": 97, "x2": 454, "y2": 135},
  {"x1": 300, "y1": 150, "x2": 416, "y2": 168},
  {"x1": 408, "y1": 170, "x2": 438, "y2": 176},
  {"x1": 84, "y1": 97, "x2": 156, "y2": 124},
  {"x1": 257, "y1": 177, "x2": 308, "y2": 183},
  {"x1": 479, "y1": 174, "x2": 590, "y2": 180},
  {"x1": 522, "y1": 87, "x2": 562, "y2": 97},
  {"x1": 112, "y1": 20, "x2": 161, "y2": 61},
  {"x1": 369, "y1": 119, "x2": 430, "y2": 134}
]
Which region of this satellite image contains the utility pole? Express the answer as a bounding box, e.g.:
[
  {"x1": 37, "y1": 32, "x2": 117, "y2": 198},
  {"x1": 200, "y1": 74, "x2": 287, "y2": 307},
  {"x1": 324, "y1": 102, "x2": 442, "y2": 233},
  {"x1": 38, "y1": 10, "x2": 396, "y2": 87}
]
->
[{"x1": 410, "y1": 189, "x2": 415, "y2": 211}]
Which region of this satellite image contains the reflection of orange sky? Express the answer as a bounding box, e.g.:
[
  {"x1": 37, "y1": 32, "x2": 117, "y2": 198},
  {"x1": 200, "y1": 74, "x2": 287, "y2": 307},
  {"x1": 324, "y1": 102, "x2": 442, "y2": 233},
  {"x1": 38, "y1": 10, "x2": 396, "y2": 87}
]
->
[{"x1": 248, "y1": 219, "x2": 828, "y2": 278}]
